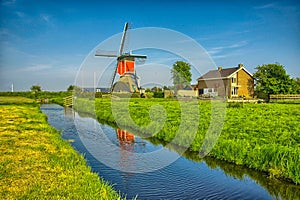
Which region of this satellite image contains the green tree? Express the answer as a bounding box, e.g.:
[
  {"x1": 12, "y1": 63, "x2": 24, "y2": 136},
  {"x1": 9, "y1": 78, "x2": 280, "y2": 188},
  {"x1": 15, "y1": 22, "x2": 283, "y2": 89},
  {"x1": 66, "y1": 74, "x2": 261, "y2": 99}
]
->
[
  {"x1": 67, "y1": 85, "x2": 82, "y2": 93},
  {"x1": 151, "y1": 86, "x2": 162, "y2": 92},
  {"x1": 253, "y1": 63, "x2": 297, "y2": 98},
  {"x1": 293, "y1": 77, "x2": 300, "y2": 94},
  {"x1": 163, "y1": 85, "x2": 169, "y2": 90},
  {"x1": 30, "y1": 85, "x2": 41, "y2": 92},
  {"x1": 67, "y1": 85, "x2": 75, "y2": 92},
  {"x1": 171, "y1": 61, "x2": 192, "y2": 90}
]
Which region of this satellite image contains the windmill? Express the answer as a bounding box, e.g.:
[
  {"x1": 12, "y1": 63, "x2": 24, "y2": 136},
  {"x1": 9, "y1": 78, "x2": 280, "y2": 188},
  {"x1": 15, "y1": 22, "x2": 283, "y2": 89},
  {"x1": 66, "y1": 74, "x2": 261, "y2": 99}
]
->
[{"x1": 95, "y1": 22, "x2": 147, "y2": 94}]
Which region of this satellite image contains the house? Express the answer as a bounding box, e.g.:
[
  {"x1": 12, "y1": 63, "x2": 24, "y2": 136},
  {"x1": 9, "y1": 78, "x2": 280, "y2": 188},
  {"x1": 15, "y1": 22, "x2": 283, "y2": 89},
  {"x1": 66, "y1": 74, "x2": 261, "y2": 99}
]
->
[{"x1": 197, "y1": 64, "x2": 254, "y2": 98}]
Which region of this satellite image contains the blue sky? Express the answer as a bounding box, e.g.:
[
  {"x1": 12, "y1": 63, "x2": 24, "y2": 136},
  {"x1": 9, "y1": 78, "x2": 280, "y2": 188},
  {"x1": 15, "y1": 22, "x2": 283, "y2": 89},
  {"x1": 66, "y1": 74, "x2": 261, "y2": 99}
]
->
[{"x1": 0, "y1": 0, "x2": 299, "y2": 91}]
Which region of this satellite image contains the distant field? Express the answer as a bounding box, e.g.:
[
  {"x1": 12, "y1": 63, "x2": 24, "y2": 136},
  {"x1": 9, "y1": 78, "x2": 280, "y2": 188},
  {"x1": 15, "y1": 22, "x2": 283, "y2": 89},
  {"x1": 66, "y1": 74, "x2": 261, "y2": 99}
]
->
[
  {"x1": 0, "y1": 92, "x2": 71, "y2": 106},
  {"x1": 0, "y1": 96, "x2": 35, "y2": 104},
  {"x1": 74, "y1": 98, "x2": 300, "y2": 184},
  {"x1": 0, "y1": 97, "x2": 124, "y2": 199}
]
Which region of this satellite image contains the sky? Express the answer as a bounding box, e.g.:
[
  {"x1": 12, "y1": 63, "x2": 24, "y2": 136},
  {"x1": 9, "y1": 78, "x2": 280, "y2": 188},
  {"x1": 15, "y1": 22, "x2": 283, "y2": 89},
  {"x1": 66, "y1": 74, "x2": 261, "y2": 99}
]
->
[{"x1": 0, "y1": 0, "x2": 299, "y2": 91}]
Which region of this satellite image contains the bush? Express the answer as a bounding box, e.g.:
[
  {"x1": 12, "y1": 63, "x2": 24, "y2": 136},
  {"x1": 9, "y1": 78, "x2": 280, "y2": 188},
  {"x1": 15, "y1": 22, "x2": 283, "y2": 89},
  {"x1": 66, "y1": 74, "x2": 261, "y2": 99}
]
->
[
  {"x1": 95, "y1": 92, "x2": 102, "y2": 98},
  {"x1": 227, "y1": 102, "x2": 243, "y2": 108},
  {"x1": 153, "y1": 92, "x2": 164, "y2": 98}
]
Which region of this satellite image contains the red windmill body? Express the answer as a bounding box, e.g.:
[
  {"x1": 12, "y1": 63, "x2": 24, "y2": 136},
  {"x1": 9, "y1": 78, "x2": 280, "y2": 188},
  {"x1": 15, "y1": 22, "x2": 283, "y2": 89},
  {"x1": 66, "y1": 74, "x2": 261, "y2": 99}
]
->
[{"x1": 117, "y1": 58, "x2": 135, "y2": 75}]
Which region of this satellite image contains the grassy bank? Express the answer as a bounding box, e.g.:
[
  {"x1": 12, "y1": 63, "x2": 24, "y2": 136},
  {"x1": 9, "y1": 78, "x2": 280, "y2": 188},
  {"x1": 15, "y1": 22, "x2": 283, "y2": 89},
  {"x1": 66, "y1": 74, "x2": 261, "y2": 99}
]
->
[
  {"x1": 74, "y1": 98, "x2": 300, "y2": 184},
  {"x1": 0, "y1": 97, "x2": 124, "y2": 199},
  {"x1": 0, "y1": 92, "x2": 72, "y2": 106}
]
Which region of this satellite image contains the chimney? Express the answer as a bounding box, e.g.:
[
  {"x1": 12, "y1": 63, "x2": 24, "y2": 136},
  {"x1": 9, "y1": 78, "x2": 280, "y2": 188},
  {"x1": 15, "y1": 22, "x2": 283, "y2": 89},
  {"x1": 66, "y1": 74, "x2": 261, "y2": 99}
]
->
[
  {"x1": 238, "y1": 63, "x2": 243, "y2": 68},
  {"x1": 218, "y1": 66, "x2": 222, "y2": 71}
]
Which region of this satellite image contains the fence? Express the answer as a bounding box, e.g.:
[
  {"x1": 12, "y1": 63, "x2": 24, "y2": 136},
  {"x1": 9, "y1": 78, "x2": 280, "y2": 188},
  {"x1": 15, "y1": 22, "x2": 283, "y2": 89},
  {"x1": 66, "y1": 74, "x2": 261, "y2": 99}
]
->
[
  {"x1": 63, "y1": 96, "x2": 73, "y2": 107},
  {"x1": 270, "y1": 94, "x2": 300, "y2": 101}
]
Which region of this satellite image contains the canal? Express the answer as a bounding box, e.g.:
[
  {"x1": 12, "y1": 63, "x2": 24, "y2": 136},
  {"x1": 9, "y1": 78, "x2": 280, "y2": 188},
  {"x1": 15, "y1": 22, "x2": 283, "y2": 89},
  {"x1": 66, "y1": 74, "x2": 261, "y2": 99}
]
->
[{"x1": 41, "y1": 104, "x2": 300, "y2": 200}]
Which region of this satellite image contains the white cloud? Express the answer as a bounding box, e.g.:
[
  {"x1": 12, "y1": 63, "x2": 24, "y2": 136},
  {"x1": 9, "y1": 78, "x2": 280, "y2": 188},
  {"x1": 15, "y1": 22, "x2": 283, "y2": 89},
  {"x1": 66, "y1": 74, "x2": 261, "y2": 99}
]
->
[
  {"x1": 254, "y1": 3, "x2": 277, "y2": 10},
  {"x1": 207, "y1": 41, "x2": 248, "y2": 57},
  {"x1": 40, "y1": 14, "x2": 51, "y2": 23},
  {"x1": 1, "y1": 0, "x2": 16, "y2": 6},
  {"x1": 15, "y1": 11, "x2": 25, "y2": 18},
  {"x1": 0, "y1": 28, "x2": 10, "y2": 37},
  {"x1": 21, "y1": 64, "x2": 52, "y2": 72},
  {"x1": 206, "y1": 49, "x2": 221, "y2": 55},
  {"x1": 13, "y1": 11, "x2": 33, "y2": 25},
  {"x1": 210, "y1": 41, "x2": 248, "y2": 51}
]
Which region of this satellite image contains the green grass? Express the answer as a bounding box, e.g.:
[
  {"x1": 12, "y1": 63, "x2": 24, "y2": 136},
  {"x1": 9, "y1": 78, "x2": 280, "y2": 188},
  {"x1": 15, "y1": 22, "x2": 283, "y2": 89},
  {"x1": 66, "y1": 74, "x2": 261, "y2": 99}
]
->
[
  {"x1": 74, "y1": 98, "x2": 300, "y2": 184},
  {"x1": 0, "y1": 91, "x2": 72, "y2": 106},
  {"x1": 0, "y1": 96, "x2": 35, "y2": 104},
  {"x1": 0, "y1": 97, "x2": 125, "y2": 199}
]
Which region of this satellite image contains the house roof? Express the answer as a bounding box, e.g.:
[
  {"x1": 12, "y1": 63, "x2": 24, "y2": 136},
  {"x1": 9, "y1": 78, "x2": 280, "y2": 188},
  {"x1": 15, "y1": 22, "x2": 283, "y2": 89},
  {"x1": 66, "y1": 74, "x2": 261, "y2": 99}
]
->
[{"x1": 198, "y1": 66, "x2": 253, "y2": 80}]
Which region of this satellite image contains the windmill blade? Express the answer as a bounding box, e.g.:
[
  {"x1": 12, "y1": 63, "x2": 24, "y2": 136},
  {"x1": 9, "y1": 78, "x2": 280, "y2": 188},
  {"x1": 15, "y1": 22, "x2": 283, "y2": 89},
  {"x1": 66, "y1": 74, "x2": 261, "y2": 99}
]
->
[
  {"x1": 95, "y1": 50, "x2": 118, "y2": 57},
  {"x1": 119, "y1": 22, "x2": 129, "y2": 55},
  {"x1": 118, "y1": 53, "x2": 147, "y2": 60},
  {"x1": 109, "y1": 63, "x2": 119, "y2": 92},
  {"x1": 129, "y1": 54, "x2": 147, "y2": 59}
]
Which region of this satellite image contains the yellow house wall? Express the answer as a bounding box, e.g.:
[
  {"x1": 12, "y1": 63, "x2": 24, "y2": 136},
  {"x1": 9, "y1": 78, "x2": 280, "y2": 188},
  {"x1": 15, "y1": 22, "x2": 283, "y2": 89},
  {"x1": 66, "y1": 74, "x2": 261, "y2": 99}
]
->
[{"x1": 236, "y1": 69, "x2": 254, "y2": 98}]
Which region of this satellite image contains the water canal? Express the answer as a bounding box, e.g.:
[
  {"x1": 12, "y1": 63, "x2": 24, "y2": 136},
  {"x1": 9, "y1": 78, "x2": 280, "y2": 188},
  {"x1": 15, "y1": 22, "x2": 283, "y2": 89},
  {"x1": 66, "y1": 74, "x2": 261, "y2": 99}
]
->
[{"x1": 41, "y1": 104, "x2": 300, "y2": 200}]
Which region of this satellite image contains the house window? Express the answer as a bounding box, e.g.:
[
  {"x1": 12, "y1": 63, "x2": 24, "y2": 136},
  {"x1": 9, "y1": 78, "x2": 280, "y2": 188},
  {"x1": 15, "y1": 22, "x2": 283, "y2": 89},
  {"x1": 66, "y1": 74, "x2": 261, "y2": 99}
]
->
[
  {"x1": 231, "y1": 77, "x2": 236, "y2": 83},
  {"x1": 207, "y1": 88, "x2": 216, "y2": 93},
  {"x1": 231, "y1": 87, "x2": 238, "y2": 96}
]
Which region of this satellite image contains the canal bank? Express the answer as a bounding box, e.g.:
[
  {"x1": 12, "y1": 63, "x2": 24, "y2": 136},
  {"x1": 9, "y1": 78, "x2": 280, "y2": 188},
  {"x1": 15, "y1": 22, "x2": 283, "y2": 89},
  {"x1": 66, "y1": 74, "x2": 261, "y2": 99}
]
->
[
  {"x1": 0, "y1": 97, "x2": 124, "y2": 199},
  {"x1": 41, "y1": 103, "x2": 300, "y2": 199}
]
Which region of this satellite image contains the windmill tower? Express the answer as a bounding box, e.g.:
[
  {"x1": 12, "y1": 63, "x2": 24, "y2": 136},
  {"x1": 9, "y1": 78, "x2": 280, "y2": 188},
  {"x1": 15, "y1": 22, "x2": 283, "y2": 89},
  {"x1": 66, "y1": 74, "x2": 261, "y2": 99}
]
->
[{"x1": 95, "y1": 23, "x2": 147, "y2": 94}]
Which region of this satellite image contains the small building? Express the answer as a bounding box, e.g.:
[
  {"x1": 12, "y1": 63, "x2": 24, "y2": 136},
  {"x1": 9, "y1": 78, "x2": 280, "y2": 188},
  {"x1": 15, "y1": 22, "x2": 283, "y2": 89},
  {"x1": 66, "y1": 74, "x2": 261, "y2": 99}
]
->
[
  {"x1": 197, "y1": 64, "x2": 254, "y2": 98},
  {"x1": 83, "y1": 87, "x2": 110, "y2": 92},
  {"x1": 164, "y1": 90, "x2": 175, "y2": 98},
  {"x1": 176, "y1": 85, "x2": 198, "y2": 97}
]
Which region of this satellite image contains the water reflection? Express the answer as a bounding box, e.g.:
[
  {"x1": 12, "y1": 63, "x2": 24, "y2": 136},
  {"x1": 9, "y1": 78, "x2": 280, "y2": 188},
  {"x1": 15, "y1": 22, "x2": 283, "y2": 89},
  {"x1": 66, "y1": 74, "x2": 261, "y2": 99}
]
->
[
  {"x1": 41, "y1": 105, "x2": 300, "y2": 200},
  {"x1": 64, "y1": 107, "x2": 75, "y2": 118},
  {"x1": 77, "y1": 110, "x2": 300, "y2": 200},
  {"x1": 117, "y1": 129, "x2": 135, "y2": 146},
  {"x1": 113, "y1": 126, "x2": 300, "y2": 200},
  {"x1": 116, "y1": 129, "x2": 135, "y2": 175},
  {"x1": 149, "y1": 134, "x2": 300, "y2": 200}
]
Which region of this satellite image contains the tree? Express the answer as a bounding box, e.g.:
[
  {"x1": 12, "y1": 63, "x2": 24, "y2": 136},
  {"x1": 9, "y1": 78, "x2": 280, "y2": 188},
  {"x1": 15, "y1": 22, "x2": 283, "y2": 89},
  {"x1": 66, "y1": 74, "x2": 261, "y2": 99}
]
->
[
  {"x1": 163, "y1": 85, "x2": 169, "y2": 90},
  {"x1": 171, "y1": 61, "x2": 192, "y2": 90},
  {"x1": 253, "y1": 63, "x2": 297, "y2": 98},
  {"x1": 30, "y1": 85, "x2": 41, "y2": 92},
  {"x1": 293, "y1": 77, "x2": 300, "y2": 94},
  {"x1": 67, "y1": 85, "x2": 75, "y2": 92},
  {"x1": 67, "y1": 85, "x2": 82, "y2": 93},
  {"x1": 151, "y1": 86, "x2": 162, "y2": 92}
]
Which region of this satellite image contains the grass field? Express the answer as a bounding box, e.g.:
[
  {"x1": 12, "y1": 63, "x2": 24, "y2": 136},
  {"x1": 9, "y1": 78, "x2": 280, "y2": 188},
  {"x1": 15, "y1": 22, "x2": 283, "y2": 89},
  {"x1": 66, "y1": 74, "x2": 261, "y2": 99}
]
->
[
  {"x1": 0, "y1": 92, "x2": 72, "y2": 106},
  {"x1": 74, "y1": 98, "x2": 300, "y2": 184},
  {"x1": 0, "y1": 97, "x2": 124, "y2": 199},
  {"x1": 0, "y1": 96, "x2": 35, "y2": 104}
]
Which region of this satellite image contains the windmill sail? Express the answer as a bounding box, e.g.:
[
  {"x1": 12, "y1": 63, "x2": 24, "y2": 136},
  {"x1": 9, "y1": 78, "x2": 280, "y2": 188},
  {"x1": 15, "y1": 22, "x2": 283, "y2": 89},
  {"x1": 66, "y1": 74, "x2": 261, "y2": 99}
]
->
[
  {"x1": 95, "y1": 50, "x2": 118, "y2": 57},
  {"x1": 119, "y1": 22, "x2": 129, "y2": 55}
]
